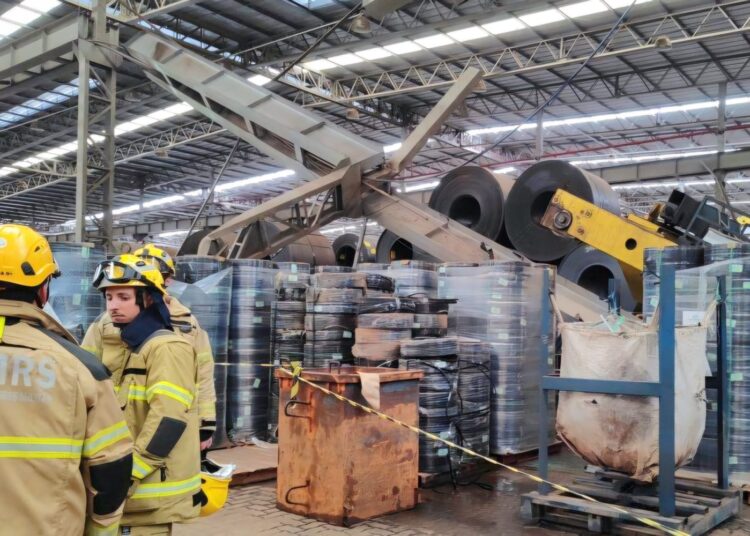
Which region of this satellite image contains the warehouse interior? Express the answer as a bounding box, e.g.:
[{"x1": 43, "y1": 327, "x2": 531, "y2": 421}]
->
[{"x1": 4, "y1": 0, "x2": 750, "y2": 534}]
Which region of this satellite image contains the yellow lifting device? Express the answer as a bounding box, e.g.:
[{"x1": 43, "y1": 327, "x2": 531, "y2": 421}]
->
[{"x1": 540, "y1": 189, "x2": 679, "y2": 303}]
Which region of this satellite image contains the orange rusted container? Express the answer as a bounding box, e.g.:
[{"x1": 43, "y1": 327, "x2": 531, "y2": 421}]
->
[{"x1": 276, "y1": 365, "x2": 423, "y2": 526}]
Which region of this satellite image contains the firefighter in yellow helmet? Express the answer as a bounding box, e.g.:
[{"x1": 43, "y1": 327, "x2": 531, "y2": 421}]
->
[
  {"x1": 84, "y1": 244, "x2": 217, "y2": 451},
  {"x1": 88, "y1": 254, "x2": 201, "y2": 534},
  {"x1": 0, "y1": 224, "x2": 133, "y2": 535}
]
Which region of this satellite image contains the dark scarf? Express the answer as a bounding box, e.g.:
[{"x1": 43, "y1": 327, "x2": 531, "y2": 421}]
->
[{"x1": 118, "y1": 290, "x2": 172, "y2": 349}]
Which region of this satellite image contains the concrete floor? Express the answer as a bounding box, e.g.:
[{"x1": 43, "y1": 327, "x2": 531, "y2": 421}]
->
[{"x1": 176, "y1": 450, "x2": 750, "y2": 535}]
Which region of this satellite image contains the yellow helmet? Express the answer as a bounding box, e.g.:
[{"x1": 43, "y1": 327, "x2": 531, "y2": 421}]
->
[
  {"x1": 134, "y1": 243, "x2": 175, "y2": 278},
  {"x1": 199, "y1": 459, "x2": 235, "y2": 517},
  {"x1": 92, "y1": 253, "x2": 167, "y2": 295},
  {"x1": 0, "y1": 224, "x2": 60, "y2": 287}
]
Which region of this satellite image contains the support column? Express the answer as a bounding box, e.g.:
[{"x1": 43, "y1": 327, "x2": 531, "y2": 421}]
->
[
  {"x1": 535, "y1": 111, "x2": 544, "y2": 161},
  {"x1": 73, "y1": 0, "x2": 119, "y2": 245}
]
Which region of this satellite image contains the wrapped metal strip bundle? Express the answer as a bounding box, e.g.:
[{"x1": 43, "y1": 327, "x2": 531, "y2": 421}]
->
[
  {"x1": 228, "y1": 260, "x2": 277, "y2": 441},
  {"x1": 357, "y1": 312, "x2": 414, "y2": 329},
  {"x1": 358, "y1": 263, "x2": 390, "y2": 275},
  {"x1": 171, "y1": 259, "x2": 232, "y2": 363},
  {"x1": 275, "y1": 272, "x2": 310, "y2": 290},
  {"x1": 226, "y1": 363, "x2": 269, "y2": 444},
  {"x1": 389, "y1": 260, "x2": 439, "y2": 298},
  {"x1": 276, "y1": 261, "x2": 311, "y2": 274},
  {"x1": 355, "y1": 328, "x2": 411, "y2": 342},
  {"x1": 306, "y1": 287, "x2": 365, "y2": 305},
  {"x1": 413, "y1": 314, "x2": 448, "y2": 330},
  {"x1": 303, "y1": 340, "x2": 354, "y2": 367},
  {"x1": 438, "y1": 262, "x2": 480, "y2": 277},
  {"x1": 175, "y1": 254, "x2": 226, "y2": 283},
  {"x1": 413, "y1": 328, "x2": 448, "y2": 338},
  {"x1": 355, "y1": 357, "x2": 399, "y2": 368},
  {"x1": 304, "y1": 313, "x2": 357, "y2": 332},
  {"x1": 305, "y1": 328, "x2": 354, "y2": 341},
  {"x1": 414, "y1": 298, "x2": 456, "y2": 314},
  {"x1": 401, "y1": 336, "x2": 458, "y2": 358},
  {"x1": 211, "y1": 362, "x2": 231, "y2": 449},
  {"x1": 276, "y1": 287, "x2": 307, "y2": 301},
  {"x1": 359, "y1": 297, "x2": 417, "y2": 314},
  {"x1": 643, "y1": 246, "x2": 705, "y2": 323},
  {"x1": 418, "y1": 416, "x2": 457, "y2": 474},
  {"x1": 305, "y1": 303, "x2": 359, "y2": 315},
  {"x1": 504, "y1": 160, "x2": 620, "y2": 262},
  {"x1": 275, "y1": 300, "x2": 306, "y2": 313},
  {"x1": 310, "y1": 272, "x2": 367, "y2": 289},
  {"x1": 365, "y1": 273, "x2": 395, "y2": 292},
  {"x1": 315, "y1": 265, "x2": 353, "y2": 273},
  {"x1": 49, "y1": 243, "x2": 106, "y2": 342},
  {"x1": 273, "y1": 312, "x2": 305, "y2": 331},
  {"x1": 352, "y1": 341, "x2": 402, "y2": 359},
  {"x1": 437, "y1": 260, "x2": 555, "y2": 455}
]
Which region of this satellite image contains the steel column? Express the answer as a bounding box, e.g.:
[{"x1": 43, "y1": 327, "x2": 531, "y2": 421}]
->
[
  {"x1": 537, "y1": 268, "x2": 552, "y2": 495},
  {"x1": 716, "y1": 275, "x2": 730, "y2": 489},
  {"x1": 657, "y1": 265, "x2": 676, "y2": 517},
  {"x1": 74, "y1": 50, "x2": 91, "y2": 242}
]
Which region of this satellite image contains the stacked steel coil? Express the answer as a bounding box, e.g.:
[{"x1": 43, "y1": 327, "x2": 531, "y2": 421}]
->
[
  {"x1": 174, "y1": 255, "x2": 232, "y2": 364},
  {"x1": 212, "y1": 362, "x2": 230, "y2": 449},
  {"x1": 438, "y1": 260, "x2": 555, "y2": 455},
  {"x1": 48, "y1": 243, "x2": 106, "y2": 342},
  {"x1": 704, "y1": 244, "x2": 750, "y2": 474},
  {"x1": 353, "y1": 299, "x2": 412, "y2": 367},
  {"x1": 642, "y1": 246, "x2": 705, "y2": 323},
  {"x1": 389, "y1": 260, "x2": 439, "y2": 298},
  {"x1": 454, "y1": 338, "x2": 491, "y2": 463},
  {"x1": 174, "y1": 255, "x2": 233, "y2": 446},
  {"x1": 375, "y1": 231, "x2": 438, "y2": 264},
  {"x1": 412, "y1": 297, "x2": 451, "y2": 337},
  {"x1": 227, "y1": 259, "x2": 277, "y2": 443},
  {"x1": 304, "y1": 272, "x2": 365, "y2": 367},
  {"x1": 268, "y1": 262, "x2": 311, "y2": 441},
  {"x1": 401, "y1": 336, "x2": 459, "y2": 474}
]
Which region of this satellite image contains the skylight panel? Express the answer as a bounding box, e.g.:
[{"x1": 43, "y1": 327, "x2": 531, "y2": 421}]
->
[
  {"x1": 447, "y1": 26, "x2": 490, "y2": 42},
  {"x1": 519, "y1": 9, "x2": 565, "y2": 27}
]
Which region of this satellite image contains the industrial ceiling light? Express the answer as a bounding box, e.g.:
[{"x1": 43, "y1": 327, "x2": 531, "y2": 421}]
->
[
  {"x1": 350, "y1": 13, "x2": 372, "y2": 34},
  {"x1": 654, "y1": 35, "x2": 672, "y2": 49}
]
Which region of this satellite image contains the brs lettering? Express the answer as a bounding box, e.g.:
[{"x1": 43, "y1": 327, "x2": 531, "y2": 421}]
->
[{"x1": 0, "y1": 354, "x2": 56, "y2": 389}]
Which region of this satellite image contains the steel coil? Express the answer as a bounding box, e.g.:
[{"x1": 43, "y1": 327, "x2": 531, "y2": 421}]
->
[
  {"x1": 389, "y1": 260, "x2": 439, "y2": 298},
  {"x1": 359, "y1": 297, "x2": 417, "y2": 314},
  {"x1": 49, "y1": 242, "x2": 105, "y2": 342},
  {"x1": 332, "y1": 233, "x2": 378, "y2": 266},
  {"x1": 375, "y1": 230, "x2": 439, "y2": 263},
  {"x1": 401, "y1": 336, "x2": 458, "y2": 358},
  {"x1": 558, "y1": 245, "x2": 638, "y2": 312},
  {"x1": 429, "y1": 166, "x2": 514, "y2": 244},
  {"x1": 310, "y1": 272, "x2": 367, "y2": 290},
  {"x1": 226, "y1": 363, "x2": 269, "y2": 443},
  {"x1": 504, "y1": 160, "x2": 620, "y2": 262},
  {"x1": 211, "y1": 362, "x2": 230, "y2": 449},
  {"x1": 355, "y1": 328, "x2": 412, "y2": 342}
]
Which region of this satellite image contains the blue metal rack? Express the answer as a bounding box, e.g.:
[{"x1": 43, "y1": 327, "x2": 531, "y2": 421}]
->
[{"x1": 525, "y1": 263, "x2": 738, "y2": 534}]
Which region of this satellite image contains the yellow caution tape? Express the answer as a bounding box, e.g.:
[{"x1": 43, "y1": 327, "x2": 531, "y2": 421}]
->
[{"x1": 276, "y1": 367, "x2": 689, "y2": 536}]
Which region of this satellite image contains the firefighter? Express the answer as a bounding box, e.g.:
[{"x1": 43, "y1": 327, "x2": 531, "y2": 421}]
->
[
  {"x1": 83, "y1": 244, "x2": 217, "y2": 451},
  {"x1": 89, "y1": 254, "x2": 201, "y2": 535},
  {"x1": 0, "y1": 224, "x2": 133, "y2": 535}
]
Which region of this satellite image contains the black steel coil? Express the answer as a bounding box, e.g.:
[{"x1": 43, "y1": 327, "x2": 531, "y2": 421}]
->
[
  {"x1": 210, "y1": 362, "x2": 230, "y2": 449},
  {"x1": 332, "y1": 233, "x2": 379, "y2": 266},
  {"x1": 504, "y1": 160, "x2": 620, "y2": 262},
  {"x1": 389, "y1": 260, "x2": 439, "y2": 298},
  {"x1": 375, "y1": 230, "x2": 439, "y2": 264},
  {"x1": 359, "y1": 297, "x2": 417, "y2": 314},
  {"x1": 429, "y1": 166, "x2": 514, "y2": 243},
  {"x1": 303, "y1": 340, "x2": 354, "y2": 367},
  {"x1": 365, "y1": 273, "x2": 395, "y2": 292},
  {"x1": 413, "y1": 298, "x2": 456, "y2": 314}
]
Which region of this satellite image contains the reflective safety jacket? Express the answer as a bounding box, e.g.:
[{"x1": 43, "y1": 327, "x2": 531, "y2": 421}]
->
[
  {"x1": 0, "y1": 300, "x2": 133, "y2": 536},
  {"x1": 82, "y1": 297, "x2": 216, "y2": 435},
  {"x1": 93, "y1": 326, "x2": 201, "y2": 526}
]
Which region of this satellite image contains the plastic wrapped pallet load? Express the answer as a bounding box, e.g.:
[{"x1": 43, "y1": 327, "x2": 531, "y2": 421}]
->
[{"x1": 556, "y1": 316, "x2": 709, "y2": 481}]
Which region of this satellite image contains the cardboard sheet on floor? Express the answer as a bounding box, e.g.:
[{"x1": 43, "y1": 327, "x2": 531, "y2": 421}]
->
[{"x1": 209, "y1": 443, "x2": 278, "y2": 486}]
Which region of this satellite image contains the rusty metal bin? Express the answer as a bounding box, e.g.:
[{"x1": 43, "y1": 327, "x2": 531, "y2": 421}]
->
[{"x1": 276, "y1": 365, "x2": 423, "y2": 526}]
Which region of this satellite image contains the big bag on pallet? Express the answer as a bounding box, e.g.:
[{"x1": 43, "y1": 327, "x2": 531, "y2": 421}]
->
[{"x1": 556, "y1": 315, "x2": 708, "y2": 482}]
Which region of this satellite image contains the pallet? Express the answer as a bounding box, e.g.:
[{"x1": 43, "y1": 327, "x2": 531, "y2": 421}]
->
[
  {"x1": 208, "y1": 444, "x2": 278, "y2": 487},
  {"x1": 521, "y1": 474, "x2": 741, "y2": 535},
  {"x1": 493, "y1": 442, "x2": 563, "y2": 465}
]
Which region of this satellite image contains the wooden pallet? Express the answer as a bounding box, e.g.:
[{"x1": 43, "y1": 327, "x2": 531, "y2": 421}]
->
[
  {"x1": 521, "y1": 474, "x2": 741, "y2": 535},
  {"x1": 209, "y1": 444, "x2": 278, "y2": 487},
  {"x1": 493, "y1": 442, "x2": 563, "y2": 465}
]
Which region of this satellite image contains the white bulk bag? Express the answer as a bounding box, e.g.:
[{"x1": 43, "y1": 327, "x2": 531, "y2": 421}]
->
[{"x1": 556, "y1": 318, "x2": 708, "y2": 482}]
